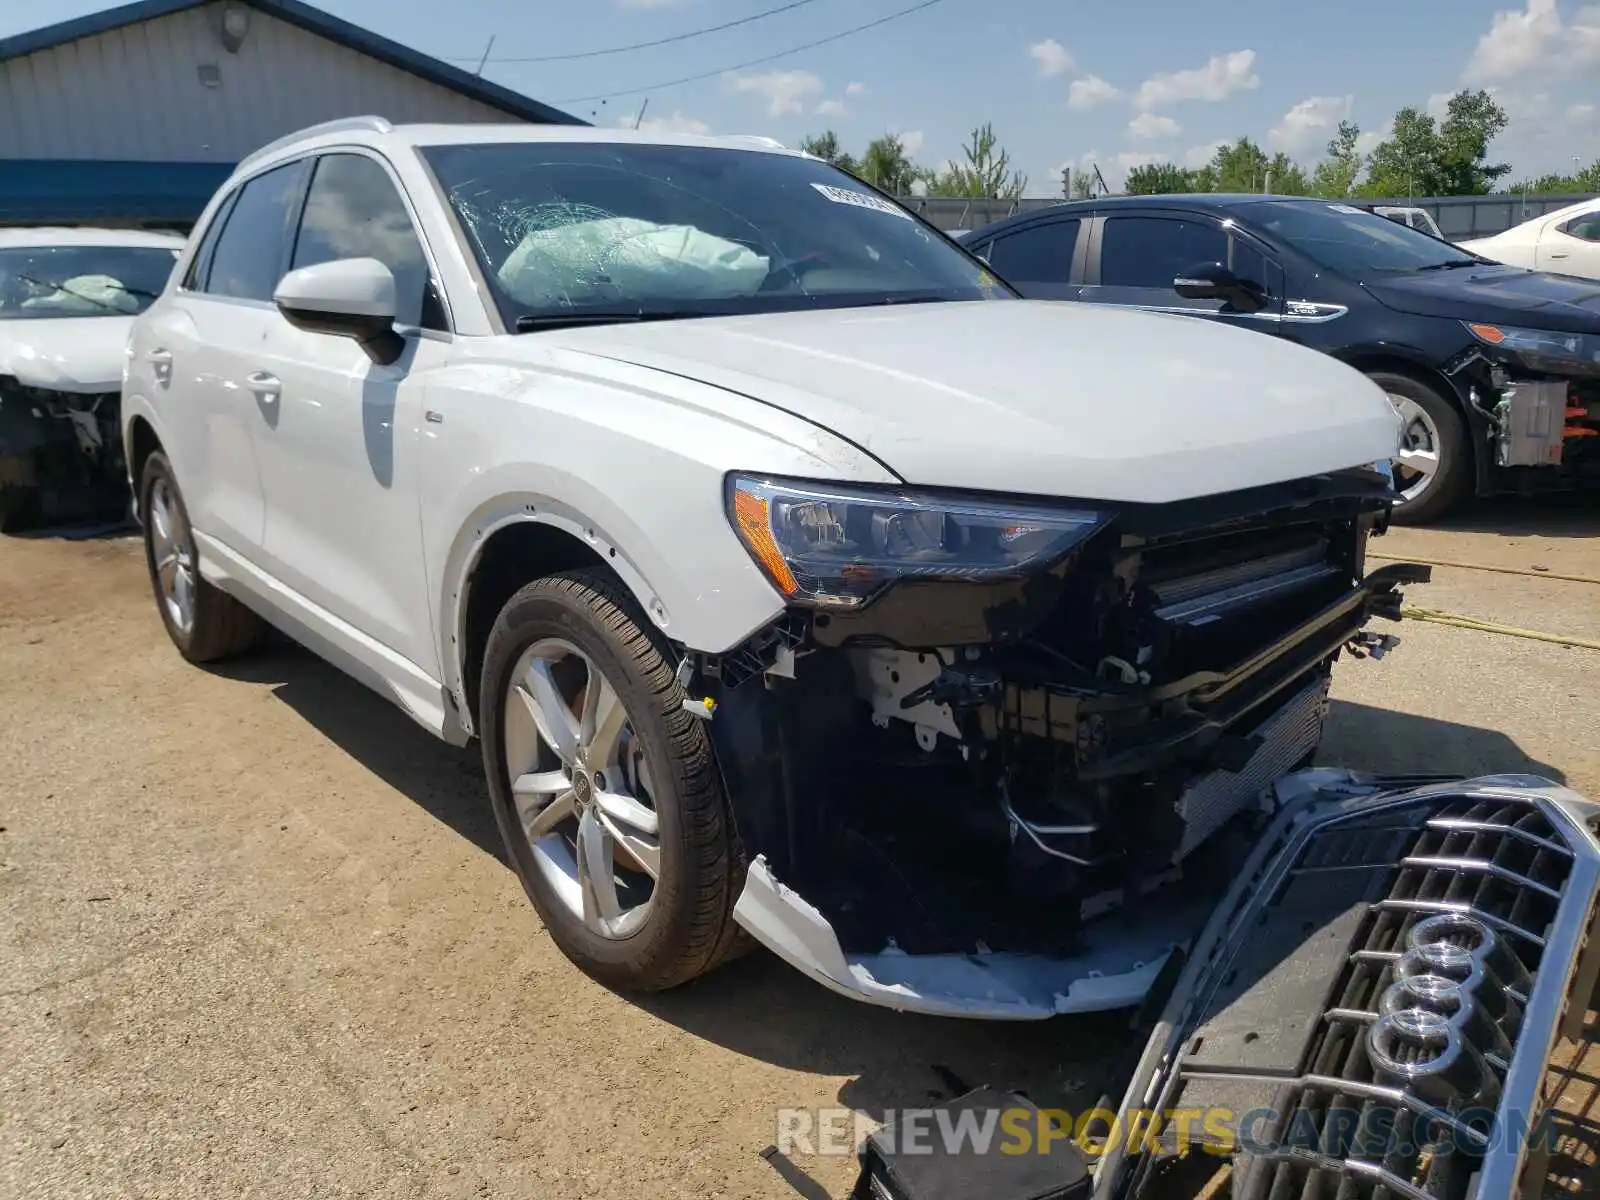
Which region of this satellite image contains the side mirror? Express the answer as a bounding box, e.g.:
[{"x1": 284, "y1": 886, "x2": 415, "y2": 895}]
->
[
  {"x1": 274, "y1": 257, "x2": 404, "y2": 365},
  {"x1": 1173, "y1": 261, "x2": 1268, "y2": 313}
]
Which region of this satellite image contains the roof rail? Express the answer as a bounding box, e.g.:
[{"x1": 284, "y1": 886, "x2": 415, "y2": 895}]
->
[{"x1": 238, "y1": 116, "x2": 394, "y2": 171}]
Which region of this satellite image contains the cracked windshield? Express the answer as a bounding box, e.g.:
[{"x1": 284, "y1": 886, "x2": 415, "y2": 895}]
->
[{"x1": 422, "y1": 140, "x2": 1010, "y2": 324}]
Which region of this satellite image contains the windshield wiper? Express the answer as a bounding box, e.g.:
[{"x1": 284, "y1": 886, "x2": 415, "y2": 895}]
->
[
  {"x1": 515, "y1": 309, "x2": 707, "y2": 332},
  {"x1": 1414, "y1": 259, "x2": 1478, "y2": 271}
]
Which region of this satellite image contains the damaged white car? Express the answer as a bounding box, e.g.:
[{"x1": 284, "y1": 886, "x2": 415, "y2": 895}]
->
[
  {"x1": 0, "y1": 227, "x2": 182, "y2": 531},
  {"x1": 125, "y1": 120, "x2": 1436, "y2": 1017}
]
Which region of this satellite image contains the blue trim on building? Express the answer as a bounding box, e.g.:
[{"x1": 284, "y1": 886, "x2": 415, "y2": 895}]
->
[
  {"x1": 0, "y1": 161, "x2": 235, "y2": 225},
  {"x1": 0, "y1": 0, "x2": 585, "y2": 126}
]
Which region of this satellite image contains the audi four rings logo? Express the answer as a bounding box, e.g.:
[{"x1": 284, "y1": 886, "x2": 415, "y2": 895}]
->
[{"x1": 1366, "y1": 912, "x2": 1533, "y2": 1105}]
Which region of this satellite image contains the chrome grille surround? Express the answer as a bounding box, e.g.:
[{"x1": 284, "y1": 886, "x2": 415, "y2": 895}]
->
[{"x1": 1094, "y1": 772, "x2": 1600, "y2": 1200}]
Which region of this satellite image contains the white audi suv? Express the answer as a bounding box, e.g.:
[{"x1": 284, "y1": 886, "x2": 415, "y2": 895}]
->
[{"x1": 123, "y1": 117, "x2": 1418, "y2": 1018}]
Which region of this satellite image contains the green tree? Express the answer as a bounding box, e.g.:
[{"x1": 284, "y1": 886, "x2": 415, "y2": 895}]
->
[
  {"x1": 1360, "y1": 91, "x2": 1509, "y2": 197},
  {"x1": 1361, "y1": 107, "x2": 1441, "y2": 197},
  {"x1": 799, "y1": 130, "x2": 859, "y2": 177},
  {"x1": 1124, "y1": 162, "x2": 1196, "y2": 195},
  {"x1": 1266, "y1": 152, "x2": 1312, "y2": 195},
  {"x1": 1312, "y1": 120, "x2": 1363, "y2": 198},
  {"x1": 927, "y1": 123, "x2": 1028, "y2": 199},
  {"x1": 1505, "y1": 160, "x2": 1600, "y2": 193},
  {"x1": 858, "y1": 133, "x2": 921, "y2": 195},
  {"x1": 1208, "y1": 137, "x2": 1272, "y2": 192},
  {"x1": 1190, "y1": 163, "x2": 1219, "y2": 192},
  {"x1": 1436, "y1": 89, "x2": 1511, "y2": 194}
]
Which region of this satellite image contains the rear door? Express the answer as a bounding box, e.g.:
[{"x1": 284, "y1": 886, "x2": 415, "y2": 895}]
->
[
  {"x1": 1536, "y1": 211, "x2": 1600, "y2": 277},
  {"x1": 970, "y1": 216, "x2": 1087, "y2": 299},
  {"x1": 1081, "y1": 209, "x2": 1285, "y2": 329},
  {"x1": 132, "y1": 159, "x2": 309, "y2": 554}
]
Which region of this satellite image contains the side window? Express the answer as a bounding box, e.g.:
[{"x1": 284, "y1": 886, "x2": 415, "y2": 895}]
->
[
  {"x1": 184, "y1": 190, "x2": 238, "y2": 291},
  {"x1": 205, "y1": 161, "x2": 307, "y2": 302},
  {"x1": 1100, "y1": 216, "x2": 1228, "y2": 288},
  {"x1": 1229, "y1": 238, "x2": 1270, "y2": 291},
  {"x1": 291, "y1": 153, "x2": 435, "y2": 329},
  {"x1": 1559, "y1": 214, "x2": 1600, "y2": 242},
  {"x1": 985, "y1": 220, "x2": 1080, "y2": 285}
]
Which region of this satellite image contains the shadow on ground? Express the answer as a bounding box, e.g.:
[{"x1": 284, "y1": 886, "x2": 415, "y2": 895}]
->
[
  {"x1": 215, "y1": 635, "x2": 1569, "y2": 1127},
  {"x1": 1428, "y1": 493, "x2": 1600, "y2": 540},
  {"x1": 1321, "y1": 698, "x2": 1566, "y2": 784}
]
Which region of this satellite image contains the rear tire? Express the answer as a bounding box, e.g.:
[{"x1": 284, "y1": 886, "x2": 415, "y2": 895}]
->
[
  {"x1": 139, "y1": 451, "x2": 264, "y2": 663},
  {"x1": 480, "y1": 568, "x2": 746, "y2": 992},
  {"x1": 1368, "y1": 371, "x2": 1470, "y2": 525}
]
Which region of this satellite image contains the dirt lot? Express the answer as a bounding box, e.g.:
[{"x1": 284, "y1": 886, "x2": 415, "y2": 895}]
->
[{"x1": 2, "y1": 501, "x2": 1598, "y2": 1200}]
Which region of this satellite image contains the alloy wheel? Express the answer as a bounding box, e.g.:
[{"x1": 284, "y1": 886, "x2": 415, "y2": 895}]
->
[
  {"x1": 1388, "y1": 392, "x2": 1443, "y2": 507},
  {"x1": 502, "y1": 638, "x2": 661, "y2": 939},
  {"x1": 148, "y1": 477, "x2": 196, "y2": 634}
]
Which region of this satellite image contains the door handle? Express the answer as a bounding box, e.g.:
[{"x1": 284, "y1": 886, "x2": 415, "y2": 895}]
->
[
  {"x1": 1549, "y1": 252, "x2": 1570, "y2": 259},
  {"x1": 146, "y1": 347, "x2": 173, "y2": 384},
  {"x1": 247, "y1": 371, "x2": 281, "y2": 400}
]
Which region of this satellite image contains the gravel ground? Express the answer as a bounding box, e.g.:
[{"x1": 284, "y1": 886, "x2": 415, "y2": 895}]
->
[{"x1": 1, "y1": 499, "x2": 1597, "y2": 1199}]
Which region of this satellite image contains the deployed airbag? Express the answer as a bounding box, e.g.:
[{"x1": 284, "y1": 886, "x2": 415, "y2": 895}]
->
[{"x1": 496, "y1": 216, "x2": 770, "y2": 306}]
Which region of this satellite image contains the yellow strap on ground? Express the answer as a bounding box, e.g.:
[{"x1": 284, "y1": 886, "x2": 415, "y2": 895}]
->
[
  {"x1": 1370, "y1": 551, "x2": 1600, "y2": 587},
  {"x1": 1399, "y1": 605, "x2": 1600, "y2": 651}
]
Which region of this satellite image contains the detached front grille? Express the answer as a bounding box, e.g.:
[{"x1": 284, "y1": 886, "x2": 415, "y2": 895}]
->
[
  {"x1": 1251, "y1": 799, "x2": 1573, "y2": 1200},
  {"x1": 1116, "y1": 781, "x2": 1600, "y2": 1200}
]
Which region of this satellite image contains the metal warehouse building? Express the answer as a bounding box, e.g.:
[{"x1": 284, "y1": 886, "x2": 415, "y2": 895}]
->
[{"x1": 0, "y1": 0, "x2": 583, "y2": 226}]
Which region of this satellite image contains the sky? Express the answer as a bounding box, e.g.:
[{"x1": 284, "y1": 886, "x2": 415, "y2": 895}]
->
[{"x1": 3, "y1": 0, "x2": 1600, "y2": 194}]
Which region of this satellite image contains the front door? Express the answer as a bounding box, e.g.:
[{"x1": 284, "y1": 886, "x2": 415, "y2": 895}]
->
[
  {"x1": 1082, "y1": 211, "x2": 1285, "y2": 331},
  {"x1": 249, "y1": 151, "x2": 445, "y2": 678}
]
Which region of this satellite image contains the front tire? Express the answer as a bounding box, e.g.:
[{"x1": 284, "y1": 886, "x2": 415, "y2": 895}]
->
[
  {"x1": 479, "y1": 569, "x2": 745, "y2": 992},
  {"x1": 1369, "y1": 371, "x2": 1470, "y2": 525},
  {"x1": 139, "y1": 451, "x2": 264, "y2": 662}
]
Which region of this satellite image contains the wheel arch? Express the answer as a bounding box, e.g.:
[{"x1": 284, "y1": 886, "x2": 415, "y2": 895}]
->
[
  {"x1": 453, "y1": 514, "x2": 623, "y2": 733},
  {"x1": 121, "y1": 399, "x2": 168, "y2": 522}
]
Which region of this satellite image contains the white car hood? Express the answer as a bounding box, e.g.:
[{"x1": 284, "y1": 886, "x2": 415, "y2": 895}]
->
[
  {"x1": 0, "y1": 317, "x2": 132, "y2": 393},
  {"x1": 541, "y1": 300, "x2": 1401, "y2": 504}
]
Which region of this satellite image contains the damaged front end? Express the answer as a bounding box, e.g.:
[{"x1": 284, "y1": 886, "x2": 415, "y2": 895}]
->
[
  {"x1": 694, "y1": 467, "x2": 1430, "y2": 1018},
  {"x1": 0, "y1": 373, "x2": 126, "y2": 532}
]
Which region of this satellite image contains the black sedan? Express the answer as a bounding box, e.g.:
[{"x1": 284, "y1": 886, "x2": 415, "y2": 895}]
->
[{"x1": 964, "y1": 194, "x2": 1600, "y2": 522}]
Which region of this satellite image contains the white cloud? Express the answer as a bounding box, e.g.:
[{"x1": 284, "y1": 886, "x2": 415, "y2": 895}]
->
[
  {"x1": 1464, "y1": 0, "x2": 1600, "y2": 83},
  {"x1": 1425, "y1": 91, "x2": 1455, "y2": 119},
  {"x1": 815, "y1": 98, "x2": 850, "y2": 118},
  {"x1": 1354, "y1": 121, "x2": 1393, "y2": 157},
  {"x1": 1128, "y1": 112, "x2": 1182, "y2": 140},
  {"x1": 1028, "y1": 38, "x2": 1075, "y2": 78},
  {"x1": 725, "y1": 69, "x2": 825, "y2": 118},
  {"x1": 1134, "y1": 49, "x2": 1259, "y2": 109},
  {"x1": 1067, "y1": 75, "x2": 1122, "y2": 111},
  {"x1": 845, "y1": 81, "x2": 868, "y2": 96},
  {"x1": 898, "y1": 130, "x2": 926, "y2": 157},
  {"x1": 1183, "y1": 140, "x2": 1226, "y2": 168},
  {"x1": 1269, "y1": 95, "x2": 1354, "y2": 153},
  {"x1": 621, "y1": 110, "x2": 710, "y2": 135}
]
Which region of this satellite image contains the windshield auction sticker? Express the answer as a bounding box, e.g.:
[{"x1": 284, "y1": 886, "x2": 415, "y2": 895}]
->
[{"x1": 811, "y1": 183, "x2": 914, "y2": 219}]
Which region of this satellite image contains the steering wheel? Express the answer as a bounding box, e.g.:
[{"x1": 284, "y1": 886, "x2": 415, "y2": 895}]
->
[{"x1": 758, "y1": 251, "x2": 828, "y2": 293}]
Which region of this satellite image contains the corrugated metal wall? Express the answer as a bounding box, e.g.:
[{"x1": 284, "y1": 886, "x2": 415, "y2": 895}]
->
[{"x1": 0, "y1": 2, "x2": 516, "y2": 162}]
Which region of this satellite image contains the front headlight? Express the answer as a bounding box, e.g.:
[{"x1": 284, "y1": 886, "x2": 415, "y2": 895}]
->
[
  {"x1": 725, "y1": 474, "x2": 1109, "y2": 609},
  {"x1": 1464, "y1": 321, "x2": 1600, "y2": 378}
]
